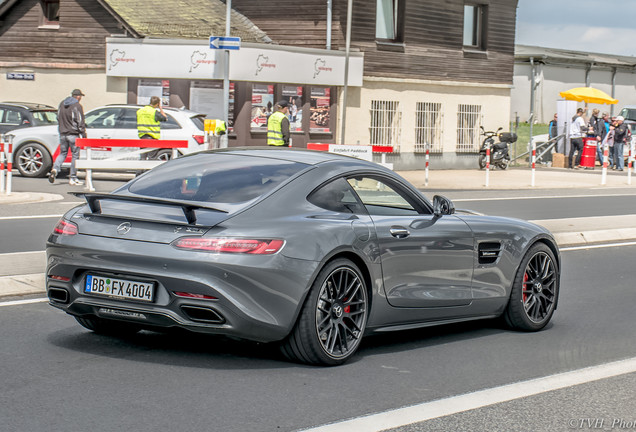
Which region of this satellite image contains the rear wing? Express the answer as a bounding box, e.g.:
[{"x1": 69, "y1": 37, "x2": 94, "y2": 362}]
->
[{"x1": 70, "y1": 192, "x2": 227, "y2": 226}]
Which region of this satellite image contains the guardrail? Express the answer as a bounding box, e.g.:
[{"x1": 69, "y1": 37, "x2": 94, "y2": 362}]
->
[{"x1": 75, "y1": 138, "x2": 188, "y2": 191}]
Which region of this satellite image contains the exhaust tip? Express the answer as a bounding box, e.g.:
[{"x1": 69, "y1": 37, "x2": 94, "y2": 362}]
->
[
  {"x1": 48, "y1": 287, "x2": 69, "y2": 304},
  {"x1": 180, "y1": 305, "x2": 225, "y2": 324}
]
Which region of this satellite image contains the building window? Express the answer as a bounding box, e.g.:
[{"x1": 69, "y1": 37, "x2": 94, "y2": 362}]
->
[
  {"x1": 463, "y1": 4, "x2": 486, "y2": 49},
  {"x1": 456, "y1": 104, "x2": 482, "y2": 153},
  {"x1": 40, "y1": 0, "x2": 60, "y2": 28},
  {"x1": 370, "y1": 100, "x2": 401, "y2": 151},
  {"x1": 376, "y1": 0, "x2": 404, "y2": 42},
  {"x1": 415, "y1": 102, "x2": 443, "y2": 154}
]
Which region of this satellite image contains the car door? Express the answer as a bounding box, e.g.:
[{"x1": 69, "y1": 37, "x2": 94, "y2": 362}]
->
[{"x1": 348, "y1": 175, "x2": 474, "y2": 308}]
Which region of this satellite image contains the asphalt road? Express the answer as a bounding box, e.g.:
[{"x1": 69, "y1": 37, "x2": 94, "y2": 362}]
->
[{"x1": 2, "y1": 244, "x2": 636, "y2": 431}]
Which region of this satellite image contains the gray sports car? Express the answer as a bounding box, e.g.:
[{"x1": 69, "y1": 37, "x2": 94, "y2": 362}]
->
[{"x1": 46, "y1": 147, "x2": 560, "y2": 365}]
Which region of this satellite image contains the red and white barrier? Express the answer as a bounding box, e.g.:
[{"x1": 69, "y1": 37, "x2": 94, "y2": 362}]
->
[
  {"x1": 75, "y1": 138, "x2": 188, "y2": 191},
  {"x1": 485, "y1": 145, "x2": 490, "y2": 187},
  {"x1": 531, "y1": 139, "x2": 536, "y2": 187},
  {"x1": 307, "y1": 143, "x2": 394, "y2": 169},
  {"x1": 0, "y1": 138, "x2": 13, "y2": 195},
  {"x1": 425, "y1": 144, "x2": 430, "y2": 187},
  {"x1": 601, "y1": 142, "x2": 609, "y2": 186}
]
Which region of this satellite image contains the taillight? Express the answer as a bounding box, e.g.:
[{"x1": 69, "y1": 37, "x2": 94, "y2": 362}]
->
[
  {"x1": 53, "y1": 219, "x2": 78, "y2": 235},
  {"x1": 173, "y1": 238, "x2": 284, "y2": 254},
  {"x1": 49, "y1": 275, "x2": 71, "y2": 282},
  {"x1": 173, "y1": 291, "x2": 217, "y2": 300},
  {"x1": 193, "y1": 135, "x2": 205, "y2": 144}
]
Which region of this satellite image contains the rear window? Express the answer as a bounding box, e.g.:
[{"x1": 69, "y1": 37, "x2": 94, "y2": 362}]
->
[
  {"x1": 31, "y1": 110, "x2": 58, "y2": 126},
  {"x1": 190, "y1": 115, "x2": 205, "y2": 131},
  {"x1": 128, "y1": 153, "x2": 309, "y2": 204}
]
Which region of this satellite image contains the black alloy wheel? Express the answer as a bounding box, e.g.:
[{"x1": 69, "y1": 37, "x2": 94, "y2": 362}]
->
[
  {"x1": 504, "y1": 243, "x2": 559, "y2": 331},
  {"x1": 16, "y1": 142, "x2": 52, "y2": 177},
  {"x1": 281, "y1": 259, "x2": 368, "y2": 366}
]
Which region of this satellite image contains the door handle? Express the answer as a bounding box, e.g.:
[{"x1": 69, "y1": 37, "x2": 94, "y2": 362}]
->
[{"x1": 390, "y1": 227, "x2": 410, "y2": 238}]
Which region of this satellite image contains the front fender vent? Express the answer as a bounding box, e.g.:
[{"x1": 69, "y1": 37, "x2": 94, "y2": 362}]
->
[{"x1": 478, "y1": 242, "x2": 502, "y2": 265}]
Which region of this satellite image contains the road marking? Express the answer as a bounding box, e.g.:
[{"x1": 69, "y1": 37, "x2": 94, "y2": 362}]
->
[
  {"x1": 453, "y1": 193, "x2": 636, "y2": 202},
  {"x1": 299, "y1": 356, "x2": 636, "y2": 432},
  {"x1": 0, "y1": 214, "x2": 63, "y2": 221},
  {"x1": 0, "y1": 297, "x2": 48, "y2": 307},
  {"x1": 561, "y1": 241, "x2": 636, "y2": 252}
]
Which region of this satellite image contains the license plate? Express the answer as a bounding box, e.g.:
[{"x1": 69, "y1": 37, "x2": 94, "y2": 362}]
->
[{"x1": 85, "y1": 274, "x2": 154, "y2": 302}]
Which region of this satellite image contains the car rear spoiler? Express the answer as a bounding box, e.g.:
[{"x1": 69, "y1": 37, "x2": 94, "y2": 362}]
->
[{"x1": 70, "y1": 192, "x2": 227, "y2": 226}]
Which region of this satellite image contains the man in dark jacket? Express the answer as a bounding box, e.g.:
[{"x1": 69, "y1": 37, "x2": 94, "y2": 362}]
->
[
  {"x1": 612, "y1": 116, "x2": 630, "y2": 171},
  {"x1": 49, "y1": 89, "x2": 86, "y2": 185}
]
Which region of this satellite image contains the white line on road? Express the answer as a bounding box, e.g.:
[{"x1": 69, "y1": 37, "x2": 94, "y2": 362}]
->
[
  {"x1": 0, "y1": 297, "x2": 48, "y2": 307},
  {"x1": 0, "y1": 214, "x2": 63, "y2": 221},
  {"x1": 453, "y1": 193, "x2": 636, "y2": 202},
  {"x1": 560, "y1": 241, "x2": 636, "y2": 252},
  {"x1": 299, "y1": 357, "x2": 636, "y2": 432}
]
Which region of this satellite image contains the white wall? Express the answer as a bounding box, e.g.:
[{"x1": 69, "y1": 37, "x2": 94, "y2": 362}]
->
[{"x1": 0, "y1": 67, "x2": 127, "y2": 110}]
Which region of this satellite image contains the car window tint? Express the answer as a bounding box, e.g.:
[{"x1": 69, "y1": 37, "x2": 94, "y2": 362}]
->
[
  {"x1": 190, "y1": 116, "x2": 205, "y2": 131},
  {"x1": 161, "y1": 114, "x2": 181, "y2": 130},
  {"x1": 31, "y1": 111, "x2": 58, "y2": 126},
  {"x1": 0, "y1": 109, "x2": 5, "y2": 123},
  {"x1": 117, "y1": 109, "x2": 138, "y2": 129},
  {"x1": 128, "y1": 153, "x2": 309, "y2": 204},
  {"x1": 86, "y1": 108, "x2": 122, "y2": 129},
  {"x1": 347, "y1": 176, "x2": 422, "y2": 216},
  {"x1": 5, "y1": 109, "x2": 23, "y2": 125},
  {"x1": 308, "y1": 178, "x2": 364, "y2": 214}
]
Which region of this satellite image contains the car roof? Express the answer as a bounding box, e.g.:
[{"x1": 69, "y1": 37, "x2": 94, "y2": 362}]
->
[
  {"x1": 200, "y1": 146, "x2": 391, "y2": 168},
  {"x1": 0, "y1": 102, "x2": 56, "y2": 110},
  {"x1": 104, "y1": 104, "x2": 203, "y2": 116}
]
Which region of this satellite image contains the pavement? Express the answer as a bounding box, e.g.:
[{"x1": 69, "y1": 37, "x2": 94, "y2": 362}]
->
[{"x1": 2, "y1": 165, "x2": 636, "y2": 299}]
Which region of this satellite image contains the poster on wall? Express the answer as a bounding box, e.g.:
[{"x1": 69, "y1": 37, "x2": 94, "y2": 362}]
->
[
  {"x1": 282, "y1": 85, "x2": 303, "y2": 132},
  {"x1": 189, "y1": 81, "x2": 235, "y2": 132},
  {"x1": 137, "y1": 79, "x2": 170, "y2": 106},
  {"x1": 250, "y1": 84, "x2": 274, "y2": 131},
  {"x1": 190, "y1": 81, "x2": 223, "y2": 119},
  {"x1": 310, "y1": 87, "x2": 330, "y2": 133}
]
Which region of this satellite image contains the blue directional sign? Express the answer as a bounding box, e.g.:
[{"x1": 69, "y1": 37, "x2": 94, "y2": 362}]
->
[{"x1": 209, "y1": 36, "x2": 241, "y2": 50}]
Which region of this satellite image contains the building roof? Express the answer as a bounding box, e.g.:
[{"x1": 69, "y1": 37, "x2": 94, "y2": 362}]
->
[
  {"x1": 97, "y1": 0, "x2": 272, "y2": 43},
  {"x1": 515, "y1": 44, "x2": 636, "y2": 70}
]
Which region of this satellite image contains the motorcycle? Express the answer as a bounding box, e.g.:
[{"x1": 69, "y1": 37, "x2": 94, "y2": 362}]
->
[{"x1": 478, "y1": 126, "x2": 517, "y2": 170}]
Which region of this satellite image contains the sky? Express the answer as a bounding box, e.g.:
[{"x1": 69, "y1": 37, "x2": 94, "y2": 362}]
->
[{"x1": 516, "y1": 0, "x2": 636, "y2": 57}]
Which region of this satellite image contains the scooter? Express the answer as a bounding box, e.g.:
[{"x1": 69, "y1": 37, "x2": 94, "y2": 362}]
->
[{"x1": 478, "y1": 126, "x2": 517, "y2": 170}]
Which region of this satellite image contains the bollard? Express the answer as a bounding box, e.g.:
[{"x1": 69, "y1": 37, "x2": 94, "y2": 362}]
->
[
  {"x1": 424, "y1": 143, "x2": 429, "y2": 187},
  {"x1": 0, "y1": 140, "x2": 5, "y2": 193},
  {"x1": 531, "y1": 138, "x2": 536, "y2": 187},
  {"x1": 485, "y1": 144, "x2": 490, "y2": 187},
  {"x1": 5, "y1": 139, "x2": 13, "y2": 196},
  {"x1": 601, "y1": 142, "x2": 609, "y2": 185}
]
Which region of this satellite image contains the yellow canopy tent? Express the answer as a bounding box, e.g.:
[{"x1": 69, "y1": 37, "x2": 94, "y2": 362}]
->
[{"x1": 559, "y1": 87, "x2": 618, "y2": 105}]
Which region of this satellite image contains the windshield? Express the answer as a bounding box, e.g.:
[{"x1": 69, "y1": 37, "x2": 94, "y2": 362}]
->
[
  {"x1": 128, "y1": 153, "x2": 309, "y2": 205},
  {"x1": 31, "y1": 110, "x2": 58, "y2": 126},
  {"x1": 619, "y1": 108, "x2": 636, "y2": 122}
]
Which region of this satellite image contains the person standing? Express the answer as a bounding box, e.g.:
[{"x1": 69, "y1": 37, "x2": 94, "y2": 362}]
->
[
  {"x1": 588, "y1": 109, "x2": 604, "y2": 166},
  {"x1": 48, "y1": 89, "x2": 86, "y2": 185},
  {"x1": 267, "y1": 100, "x2": 290, "y2": 147},
  {"x1": 136, "y1": 96, "x2": 167, "y2": 159},
  {"x1": 612, "y1": 116, "x2": 630, "y2": 171},
  {"x1": 548, "y1": 113, "x2": 558, "y2": 139},
  {"x1": 568, "y1": 108, "x2": 586, "y2": 169}
]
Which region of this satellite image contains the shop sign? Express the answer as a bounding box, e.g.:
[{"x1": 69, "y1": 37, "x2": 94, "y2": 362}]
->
[{"x1": 7, "y1": 72, "x2": 35, "y2": 80}]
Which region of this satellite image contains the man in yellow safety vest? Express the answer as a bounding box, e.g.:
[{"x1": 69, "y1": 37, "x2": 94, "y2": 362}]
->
[
  {"x1": 267, "y1": 100, "x2": 290, "y2": 147},
  {"x1": 137, "y1": 96, "x2": 167, "y2": 159}
]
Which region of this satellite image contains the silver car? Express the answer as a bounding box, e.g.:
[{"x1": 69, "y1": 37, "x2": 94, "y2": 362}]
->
[
  {"x1": 6, "y1": 104, "x2": 207, "y2": 178},
  {"x1": 46, "y1": 148, "x2": 561, "y2": 365}
]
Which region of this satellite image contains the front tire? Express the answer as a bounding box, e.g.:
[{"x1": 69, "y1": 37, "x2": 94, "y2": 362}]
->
[
  {"x1": 15, "y1": 142, "x2": 52, "y2": 178},
  {"x1": 281, "y1": 259, "x2": 368, "y2": 366},
  {"x1": 504, "y1": 243, "x2": 559, "y2": 331},
  {"x1": 478, "y1": 154, "x2": 488, "y2": 170}
]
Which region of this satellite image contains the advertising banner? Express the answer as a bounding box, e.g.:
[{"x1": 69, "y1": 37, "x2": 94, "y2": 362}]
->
[
  {"x1": 282, "y1": 85, "x2": 303, "y2": 132},
  {"x1": 310, "y1": 87, "x2": 331, "y2": 133},
  {"x1": 251, "y1": 84, "x2": 274, "y2": 131}
]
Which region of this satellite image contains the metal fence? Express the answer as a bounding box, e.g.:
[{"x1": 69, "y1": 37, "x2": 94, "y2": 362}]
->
[
  {"x1": 456, "y1": 104, "x2": 483, "y2": 153},
  {"x1": 415, "y1": 102, "x2": 443, "y2": 153},
  {"x1": 369, "y1": 100, "x2": 401, "y2": 151}
]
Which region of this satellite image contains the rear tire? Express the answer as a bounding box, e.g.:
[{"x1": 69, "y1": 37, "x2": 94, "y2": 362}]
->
[
  {"x1": 280, "y1": 259, "x2": 368, "y2": 366},
  {"x1": 15, "y1": 142, "x2": 52, "y2": 178},
  {"x1": 156, "y1": 149, "x2": 174, "y2": 161},
  {"x1": 75, "y1": 316, "x2": 141, "y2": 336},
  {"x1": 504, "y1": 243, "x2": 559, "y2": 331}
]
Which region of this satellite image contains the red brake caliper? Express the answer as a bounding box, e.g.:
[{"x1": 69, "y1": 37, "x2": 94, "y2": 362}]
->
[{"x1": 522, "y1": 272, "x2": 529, "y2": 302}]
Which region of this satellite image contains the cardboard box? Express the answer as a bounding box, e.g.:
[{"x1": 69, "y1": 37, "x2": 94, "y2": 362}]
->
[{"x1": 552, "y1": 153, "x2": 566, "y2": 168}]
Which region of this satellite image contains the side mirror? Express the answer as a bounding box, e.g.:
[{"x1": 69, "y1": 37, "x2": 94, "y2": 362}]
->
[{"x1": 433, "y1": 195, "x2": 455, "y2": 217}]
